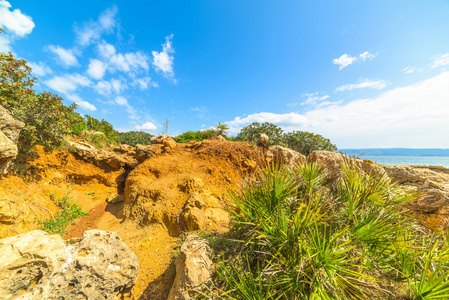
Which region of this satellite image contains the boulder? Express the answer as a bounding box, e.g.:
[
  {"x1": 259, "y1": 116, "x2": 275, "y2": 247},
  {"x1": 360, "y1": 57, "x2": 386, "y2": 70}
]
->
[
  {"x1": 267, "y1": 145, "x2": 306, "y2": 169},
  {"x1": 0, "y1": 105, "x2": 25, "y2": 174},
  {"x1": 257, "y1": 133, "x2": 269, "y2": 147},
  {"x1": 150, "y1": 134, "x2": 171, "y2": 144},
  {"x1": 0, "y1": 230, "x2": 139, "y2": 300},
  {"x1": 168, "y1": 235, "x2": 213, "y2": 300},
  {"x1": 135, "y1": 144, "x2": 163, "y2": 163}
]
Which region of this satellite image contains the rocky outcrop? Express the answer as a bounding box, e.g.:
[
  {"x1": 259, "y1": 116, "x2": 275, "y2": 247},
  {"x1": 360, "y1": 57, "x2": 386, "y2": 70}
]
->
[
  {"x1": 67, "y1": 138, "x2": 139, "y2": 169},
  {"x1": 267, "y1": 145, "x2": 306, "y2": 169},
  {"x1": 0, "y1": 230, "x2": 139, "y2": 300},
  {"x1": 0, "y1": 105, "x2": 24, "y2": 174},
  {"x1": 168, "y1": 235, "x2": 213, "y2": 300}
]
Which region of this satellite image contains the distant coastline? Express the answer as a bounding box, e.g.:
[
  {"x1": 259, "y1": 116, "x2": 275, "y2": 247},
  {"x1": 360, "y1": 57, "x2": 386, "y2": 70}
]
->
[{"x1": 340, "y1": 148, "x2": 449, "y2": 157}]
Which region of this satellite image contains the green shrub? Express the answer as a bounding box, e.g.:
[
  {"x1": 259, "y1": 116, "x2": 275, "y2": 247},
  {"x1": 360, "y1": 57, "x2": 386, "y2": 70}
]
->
[
  {"x1": 174, "y1": 129, "x2": 218, "y2": 143},
  {"x1": 120, "y1": 131, "x2": 153, "y2": 146},
  {"x1": 236, "y1": 122, "x2": 284, "y2": 145},
  {"x1": 84, "y1": 115, "x2": 120, "y2": 145},
  {"x1": 203, "y1": 161, "x2": 449, "y2": 299},
  {"x1": 0, "y1": 52, "x2": 84, "y2": 151},
  {"x1": 284, "y1": 130, "x2": 337, "y2": 155},
  {"x1": 38, "y1": 195, "x2": 88, "y2": 235}
]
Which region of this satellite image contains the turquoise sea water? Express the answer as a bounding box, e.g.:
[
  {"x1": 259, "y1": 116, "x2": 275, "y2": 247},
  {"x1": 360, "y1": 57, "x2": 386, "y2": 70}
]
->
[{"x1": 360, "y1": 156, "x2": 449, "y2": 168}]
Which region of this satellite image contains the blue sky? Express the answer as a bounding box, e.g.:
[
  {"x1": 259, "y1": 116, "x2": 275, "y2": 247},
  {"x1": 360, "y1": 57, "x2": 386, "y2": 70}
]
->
[{"x1": 1, "y1": 0, "x2": 449, "y2": 148}]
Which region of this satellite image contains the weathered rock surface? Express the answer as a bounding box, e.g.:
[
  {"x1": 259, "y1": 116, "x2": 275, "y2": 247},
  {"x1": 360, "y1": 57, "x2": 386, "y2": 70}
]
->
[
  {"x1": 0, "y1": 105, "x2": 25, "y2": 174},
  {"x1": 257, "y1": 133, "x2": 269, "y2": 147},
  {"x1": 168, "y1": 234, "x2": 213, "y2": 300},
  {"x1": 0, "y1": 229, "x2": 139, "y2": 300},
  {"x1": 267, "y1": 145, "x2": 306, "y2": 169},
  {"x1": 307, "y1": 150, "x2": 449, "y2": 229}
]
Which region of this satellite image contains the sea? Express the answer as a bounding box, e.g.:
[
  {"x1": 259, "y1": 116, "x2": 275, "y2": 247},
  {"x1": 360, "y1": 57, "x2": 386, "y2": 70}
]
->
[{"x1": 359, "y1": 155, "x2": 449, "y2": 168}]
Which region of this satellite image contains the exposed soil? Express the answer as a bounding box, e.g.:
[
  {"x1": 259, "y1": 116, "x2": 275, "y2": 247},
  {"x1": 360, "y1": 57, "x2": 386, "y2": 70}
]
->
[{"x1": 0, "y1": 140, "x2": 265, "y2": 299}]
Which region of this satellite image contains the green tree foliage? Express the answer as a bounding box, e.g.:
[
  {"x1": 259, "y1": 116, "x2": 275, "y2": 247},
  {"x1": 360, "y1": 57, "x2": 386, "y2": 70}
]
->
[
  {"x1": 119, "y1": 131, "x2": 153, "y2": 146},
  {"x1": 174, "y1": 129, "x2": 218, "y2": 143},
  {"x1": 0, "y1": 52, "x2": 82, "y2": 150},
  {"x1": 215, "y1": 122, "x2": 230, "y2": 137},
  {"x1": 84, "y1": 115, "x2": 120, "y2": 145},
  {"x1": 204, "y1": 161, "x2": 449, "y2": 299},
  {"x1": 236, "y1": 122, "x2": 284, "y2": 145},
  {"x1": 284, "y1": 130, "x2": 337, "y2": 155}
]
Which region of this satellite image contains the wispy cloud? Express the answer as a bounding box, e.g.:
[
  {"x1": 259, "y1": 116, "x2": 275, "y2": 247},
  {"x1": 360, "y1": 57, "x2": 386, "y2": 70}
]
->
[
  {"x1": 403, "y1": 66, "x2": 416, "y2": 74},
  {"x1": 44, "y1": 73, "x2": 91, "y2": 94},
  {"x1": 226, "y1": 72, "x2": 449, "y2": 148},
  {"x1": 152, "y1": 34, "x2": 175, "y2": 79},
  {"x1": 336, "y1": 79, "x2": 388, "y2": 92},
  {"x1": 65, "y1": 94, "x2": 96, "y2": 111},
  {"x1": 74, "y1": 5, "x2": 118, "y2": 46},
  {"x1": 94, "y1": 79, "x2": 126, "y2": 96},
  {"x1": 332, "y1": 51, "x2": 377, "y2": 70},
  {"x1": 28, "y1": 61, "x2": 52, "y2": 77},
  {"x1": 47, "y1": 45, "x2": 79, "y2": 68},
  {"x1": 431, "y1": 53, "x2": 449, "y2": 69},
  {"x1": 301, "y1": 92, "x2": 330, "y2": 105},
  {"x1": 97, "y1": 41, "x2": 149, "y2": 74}
]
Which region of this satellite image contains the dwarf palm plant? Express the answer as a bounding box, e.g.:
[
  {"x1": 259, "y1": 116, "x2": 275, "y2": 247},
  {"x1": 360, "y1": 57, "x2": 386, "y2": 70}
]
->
[{"x1": 203, "y1": 160, "x2": 449, "y2": 299}]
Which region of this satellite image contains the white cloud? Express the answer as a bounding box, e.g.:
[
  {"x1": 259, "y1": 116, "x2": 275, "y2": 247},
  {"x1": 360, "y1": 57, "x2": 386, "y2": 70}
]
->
[
  {"x1": 132, "y1": 77, "x2": 157, "y2": 90},
  {"x1": 301, "y1": 92, "x2": 329, "y2": 105},
  {"x1": 47, "y1": 45, "x2": 79, "y2": 68},
  {"x1": 336, "y1": 79, "x2": 388, "y2": 92},
  {"x1": 332, "y1": 54, "x2": 357, "y2": 70},
  {"x1": 0, "y1": 1, "x2": 34, "y2": 37},
  {"x1": 403, "y1": 66, "x2": 416, "y2": 74},
  {"x1": 152, "y1": 34, "x2": 175, "y2": 78},
  {"x1": 135, "y1": 122, "x2": 157, "y2": 131},
  {"x1": 44, "y1": 73, "x2": 91, "y2": 94},
  {"x1": 226, "y1": 72, "x2": 449, "y2": 148},
  {"x1": 96, "y1": 41, "x2": 149, "y2": 75},
  {"x1": 115, "y1": 95, "x2": 128, "y2": 106},
  {"x1": 359, "y1": 51, "x2": 376, "y2": 61},
  {"x1": 287, "y1": 102, "x2": 299, "y2": 108},
  {"x1": 27, "y1": 61, "x2": 52, "y2": 77},
  {"x1": 94, "y1": 78, "x2": 126, "y2": 95},
  {"x1": 431, "y1": 53, "x2": 449, "y2": 69},
  {"x1": 333, "y1": 51, "x2": 377, "y2": 70},
  {"x1": 65, "y1": 94, "x2": 96, "y2": 111},
  {"x1": 75, "y1": 5, "x2": 118, "y2": 46},
  {"x1": 87, "y1": 59, "x2": 107, "y2": 80}
]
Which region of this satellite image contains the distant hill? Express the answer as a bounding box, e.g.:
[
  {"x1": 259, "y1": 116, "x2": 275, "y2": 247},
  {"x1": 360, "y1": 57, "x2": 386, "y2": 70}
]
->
[{"x1": 339, "y1": 148, "x2": 449, "y2": 157}]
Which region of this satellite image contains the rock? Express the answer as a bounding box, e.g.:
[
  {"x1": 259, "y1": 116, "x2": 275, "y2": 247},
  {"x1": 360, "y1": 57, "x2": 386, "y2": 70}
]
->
[
  {"x1": 135, "y1": 144, "x2": 163, "y2": 163},
  {"x1": 0, "y1": 105, "x2": 24, "y2": 143},
  {"x1": 0, "y1": 230, "x2": 139, "y2": 300},
  {"x1": 215, "y1": 135, "x2": 226, "y2": 142},
  {"x1": 150, "y1": 134, "x2": 171, "y2": 145},
  {"x1": 67, "y1": 139, "x2": 98, "y2": 159},
  {"x1": 0, "y1": 105, "x2": 25, "y2": 174},
  {"x1": 267, "y1": 145, "x2": 306, "y2": 169},
  {"x1": 168, "y1": 235, "x2": 213, "y2": 300},
  {"x1": 257, "y1": 133, "x2": 269, "y2": 147},
  {"x1": 114, "y1": 144, "x2": 134, "y2": 153},
  {"x1": 164, "y1": 138, "x2": 177, "y2": 149}
]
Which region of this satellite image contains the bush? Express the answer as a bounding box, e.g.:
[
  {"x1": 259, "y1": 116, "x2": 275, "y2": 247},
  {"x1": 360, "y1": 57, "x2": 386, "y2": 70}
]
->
[
  {"x1": 120, "y1": 131, "x2": 153, "y2": 146},
  {"x1": 236, "y1": 122, "x2": 284, "y2": 145},
  {"x1": 84, "y1": 115, "x2": 120, "y2": 145},
  {"x1": 174, "y1": 129, "x2": 218, "y2": 143},
  {"x1": 203, "y1": 161, "x2": 449, "y2": 299},
  {"x1": 1, "y1": 52, "x2": 83, "y2": 150},
  {"x1": 284, "y1": 130, "x2": 337, "y2": 155},
  {"x1": 38, "y1": 194, "x2": 88, "y2": 235}
]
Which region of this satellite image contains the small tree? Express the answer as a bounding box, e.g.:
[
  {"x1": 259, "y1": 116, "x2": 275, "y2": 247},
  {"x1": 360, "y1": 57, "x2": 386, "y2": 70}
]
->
[
  {"x1": 237, "y1": 122, "x2": 284, "y2": 145},
  {"x1": 216, "y1": 122, "x2": 229, "y2": 137}
]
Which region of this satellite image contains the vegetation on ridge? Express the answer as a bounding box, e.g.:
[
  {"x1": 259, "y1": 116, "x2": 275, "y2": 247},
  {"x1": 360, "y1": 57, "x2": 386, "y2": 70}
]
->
[{"x1": 202, "y1": 161, "x2": 449, "y2": 299}]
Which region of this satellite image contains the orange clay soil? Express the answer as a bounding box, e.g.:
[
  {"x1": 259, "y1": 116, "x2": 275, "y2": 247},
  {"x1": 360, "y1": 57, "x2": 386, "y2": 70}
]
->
[{"x1": 0, "y1": 140, "x2": 266, "y2": 300}]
